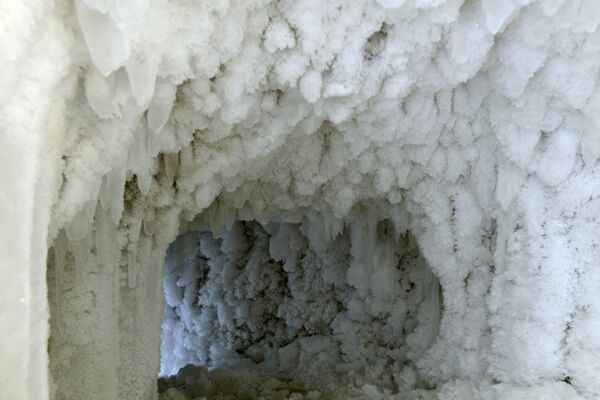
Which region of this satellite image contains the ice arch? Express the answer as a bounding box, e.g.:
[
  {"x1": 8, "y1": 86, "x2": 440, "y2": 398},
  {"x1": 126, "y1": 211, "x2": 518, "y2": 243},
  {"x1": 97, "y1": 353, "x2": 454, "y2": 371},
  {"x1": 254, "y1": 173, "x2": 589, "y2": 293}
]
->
[{"x1": 2, "y1": 0, "x2": 600, "y2": 399}]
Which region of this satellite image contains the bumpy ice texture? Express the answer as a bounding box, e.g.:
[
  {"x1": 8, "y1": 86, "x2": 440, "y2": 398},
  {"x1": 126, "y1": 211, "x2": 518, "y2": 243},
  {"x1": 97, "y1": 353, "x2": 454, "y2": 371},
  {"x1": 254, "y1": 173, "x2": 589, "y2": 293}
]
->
[
  {"x1": 160, "y1": 221, "x2": 440, "y2": 390},
  {"x1": 2, "y1": 0, "x2": 600, "y2": 399}
]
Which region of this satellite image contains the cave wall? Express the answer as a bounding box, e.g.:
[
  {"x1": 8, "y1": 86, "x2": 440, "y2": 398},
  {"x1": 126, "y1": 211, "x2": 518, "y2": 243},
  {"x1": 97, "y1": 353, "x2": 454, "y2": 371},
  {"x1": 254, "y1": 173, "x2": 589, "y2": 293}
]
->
[
  {"x1": 2, "y1": 0, "x2": 600, "y2": 399},
  {"x1": 0, "y1": 2, "x2": 72, "y2": 398}
]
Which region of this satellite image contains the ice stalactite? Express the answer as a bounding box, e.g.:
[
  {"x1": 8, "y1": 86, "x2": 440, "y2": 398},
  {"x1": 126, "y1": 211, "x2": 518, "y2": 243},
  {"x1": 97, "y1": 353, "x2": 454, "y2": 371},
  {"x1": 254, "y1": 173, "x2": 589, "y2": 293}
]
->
[{"x1": 48, "y1": 178, "x2": 181, "y2": 400}]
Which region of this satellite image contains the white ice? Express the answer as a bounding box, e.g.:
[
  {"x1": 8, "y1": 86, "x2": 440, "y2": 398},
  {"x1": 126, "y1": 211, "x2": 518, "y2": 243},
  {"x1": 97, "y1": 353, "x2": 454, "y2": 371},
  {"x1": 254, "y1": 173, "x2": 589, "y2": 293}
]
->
[{"x1": 1, "y1": 1, "x2": 600, "y2": 400}]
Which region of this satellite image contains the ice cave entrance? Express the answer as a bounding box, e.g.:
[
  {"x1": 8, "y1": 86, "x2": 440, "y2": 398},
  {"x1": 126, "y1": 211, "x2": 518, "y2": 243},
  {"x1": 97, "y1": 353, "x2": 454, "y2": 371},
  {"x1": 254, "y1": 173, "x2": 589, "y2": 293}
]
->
[{"x1": 157, "y1": 218, "x2": 442, "y2": 397}]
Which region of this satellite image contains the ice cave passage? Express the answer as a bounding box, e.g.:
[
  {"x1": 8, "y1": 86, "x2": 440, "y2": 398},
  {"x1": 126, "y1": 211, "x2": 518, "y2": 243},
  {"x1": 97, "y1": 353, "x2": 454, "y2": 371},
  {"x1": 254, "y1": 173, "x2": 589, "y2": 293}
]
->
[
  {"x1": 3, "y1": 0, "x2": 600, "y2": 400},
  {"x1": 158, "y1": 220, "x2": 441, "y2": 398}
]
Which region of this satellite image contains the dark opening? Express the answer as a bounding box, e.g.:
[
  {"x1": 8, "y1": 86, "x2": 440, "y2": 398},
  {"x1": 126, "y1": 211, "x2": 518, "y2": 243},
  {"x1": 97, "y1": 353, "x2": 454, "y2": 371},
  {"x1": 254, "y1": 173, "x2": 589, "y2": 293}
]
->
[{"x1": 158, "y1": 219, "x2": 441, "y2": 399}]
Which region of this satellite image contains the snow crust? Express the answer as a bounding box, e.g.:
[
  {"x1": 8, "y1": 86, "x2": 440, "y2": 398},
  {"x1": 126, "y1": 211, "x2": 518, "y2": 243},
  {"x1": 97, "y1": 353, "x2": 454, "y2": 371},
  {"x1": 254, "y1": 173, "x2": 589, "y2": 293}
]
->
[{"x1": 2, "y1": 0, "x2": 600, "y2": 399}]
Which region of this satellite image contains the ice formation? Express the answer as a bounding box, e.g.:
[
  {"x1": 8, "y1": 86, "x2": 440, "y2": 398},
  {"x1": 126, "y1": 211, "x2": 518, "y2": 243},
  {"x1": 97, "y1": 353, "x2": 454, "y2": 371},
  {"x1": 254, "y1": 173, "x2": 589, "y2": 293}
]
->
[
  {"x1": 160, "y1": 220, "x2": 440, "y2": 386},
  {"x1": 2, "y1": 0, "x2": 600, "y2": 399}
]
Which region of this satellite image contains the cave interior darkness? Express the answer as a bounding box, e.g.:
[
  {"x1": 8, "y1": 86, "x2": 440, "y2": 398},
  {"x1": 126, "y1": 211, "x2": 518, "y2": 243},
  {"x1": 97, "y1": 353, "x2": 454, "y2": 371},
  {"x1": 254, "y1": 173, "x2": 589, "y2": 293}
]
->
[{"x1": 157, "y1": 217, "x2": 442, "y2": 397}]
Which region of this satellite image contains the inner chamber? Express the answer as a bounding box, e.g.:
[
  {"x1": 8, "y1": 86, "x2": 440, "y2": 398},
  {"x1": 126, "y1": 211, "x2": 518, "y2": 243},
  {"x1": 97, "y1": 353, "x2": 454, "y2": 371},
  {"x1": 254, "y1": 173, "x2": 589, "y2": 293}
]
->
[{"x1": 158, "y1": 218, "x2": 441, "y2": 399}]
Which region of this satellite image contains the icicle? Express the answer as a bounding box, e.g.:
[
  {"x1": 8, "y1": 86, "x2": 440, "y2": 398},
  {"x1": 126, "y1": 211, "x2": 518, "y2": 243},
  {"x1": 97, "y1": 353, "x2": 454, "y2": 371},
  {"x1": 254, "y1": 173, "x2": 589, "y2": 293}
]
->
[
  {"x1": 346, "y1": 216, "x2": 376, "y2": 292},
  {"x1": 95, "y1": 203, "x2": 117, "y2": 268},
  {"x1": 53, "y1": 229, "x2": 68, "y2": 286},
  {"x1": 53, "y1": 249, "x2": 62, "y2": 335},
  {"x1": 304, "y1": 214, "x2": 343, "y2": 252},
  {"x1": 137, "y1": 171, "x2": 152, "y2": 195},
  {"x1": 224, "y1": 207, "x2": 236, "y2": 231},
  {"x1": 146, "y1": 128, "x2": 160, "y2": 158},
  {"x1": 431, "y1": 276, "x2": 441, "y2": 338},
  {"x1": 52, "y1": 230, "x2": 68, "y2": 335},
  {"x1": 75, "y1": 0, "x2": 130, "y2": 76},
  {"x1": 84, "y1": 67, "x2": 121, "y2": 118},
  {"x1": 113, "y1": 255, "x2": 121, "y2": 305},
  {"x1": 65, "y1": 197, "x2": 98, "y2": 242},
  {"x1": 98, "y1": 174, "x2": 110, "y2": 211},
  {"x1": 128, "y1": 131, "x2": 152, "y2": 195},
  {"x1": 126, "y1": 54, "x2": 158, "y2": 106},
  {"x1": 127, "y1": 214, "x2": 143, "y2": 288},
  {"x1": 481, "y1": 0, "x2": 518, "y2": 34},
  {"x1": 129, "y1": 216, "x2": 143, "y2": 246},
  {"x1": 163, "y1": 152, "x2": 179, "y2": 183},
  {"x1": 389, "y1": 203, "x2": 409, "y2": 240},
  {"x1": 137, "y1": 234, "x2": 153, "y2": 273},
  {"x1": 147, "y1": 81, "x2": 176, "y2": 134},
  {"x1": 107, "y1": 168, "x2": 126, "y2": 225},
  {"x1": 71, "y1": 236, "x2": 92, "y2": 285},
  {"x1": 128, "y1": 250, "x2": 138, "y2": 289},
  {"x1": 208, "y1": 206, "x2": 219, "y2": 234},
  {"x1": 328, "y1": 218, "x2": 344, "y2": 241},
  {"x1": 238, "y1": 206, "x2": 254, "y2": 222},
  {"x1": 142, "y1": 217, "x2": 155, "y2": 236},
  {"x1": 205, "y1": 202, "x2": 236, "y2": 233}
]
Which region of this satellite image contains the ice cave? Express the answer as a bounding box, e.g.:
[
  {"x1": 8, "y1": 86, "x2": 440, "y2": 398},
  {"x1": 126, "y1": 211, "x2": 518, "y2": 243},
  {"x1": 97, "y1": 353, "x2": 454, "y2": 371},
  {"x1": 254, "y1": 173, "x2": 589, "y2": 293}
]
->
[{"x1": 2, "y1": 0, "x2": 600, "y2": 399}]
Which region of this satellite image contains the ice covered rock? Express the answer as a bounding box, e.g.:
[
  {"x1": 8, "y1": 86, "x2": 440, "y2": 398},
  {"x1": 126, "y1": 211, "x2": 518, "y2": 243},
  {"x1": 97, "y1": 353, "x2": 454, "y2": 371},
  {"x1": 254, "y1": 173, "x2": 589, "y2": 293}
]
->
[{"x1": 148, "y1": 81, "x2": 177, "y2": 134}]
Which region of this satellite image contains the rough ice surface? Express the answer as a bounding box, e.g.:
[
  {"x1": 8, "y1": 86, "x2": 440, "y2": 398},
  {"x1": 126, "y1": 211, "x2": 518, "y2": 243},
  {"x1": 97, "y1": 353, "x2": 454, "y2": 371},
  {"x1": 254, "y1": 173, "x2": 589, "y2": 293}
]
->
[
  {"x1": 2, "y1": 0, "x2": 600, "y2": 400},
  {"x1": 160, "y1": 220, "x2": 439, "y2": 389}
]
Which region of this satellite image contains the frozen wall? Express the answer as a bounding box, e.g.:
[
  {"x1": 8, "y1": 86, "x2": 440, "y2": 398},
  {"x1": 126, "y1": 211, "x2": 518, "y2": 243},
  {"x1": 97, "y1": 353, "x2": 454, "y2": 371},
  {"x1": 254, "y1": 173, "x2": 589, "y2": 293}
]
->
[
  {"x1": 0, "y1": 2, "x2": 73, "y2": 399},
  {"x1": 1, "y1": 0, "x2": 600, "y2": 399}
]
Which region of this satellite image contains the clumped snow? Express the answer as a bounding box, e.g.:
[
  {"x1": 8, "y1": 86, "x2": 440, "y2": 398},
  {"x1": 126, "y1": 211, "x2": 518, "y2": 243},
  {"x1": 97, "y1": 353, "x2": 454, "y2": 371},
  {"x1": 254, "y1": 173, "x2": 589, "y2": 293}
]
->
[{"x1": 2, "y1": 0, "x2": 600, "y2": 399}]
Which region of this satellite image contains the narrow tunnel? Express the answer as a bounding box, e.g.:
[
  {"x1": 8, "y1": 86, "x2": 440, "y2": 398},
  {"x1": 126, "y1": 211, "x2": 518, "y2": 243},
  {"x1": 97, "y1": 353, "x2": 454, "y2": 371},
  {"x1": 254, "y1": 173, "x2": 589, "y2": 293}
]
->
[
  {"x1": 157, "y1": 219, "x2": 441, "y2": 398},
  {"x1": 4, "y1": 1, "x2": 600, "y2": 400},
  {"x1": 46, "y1": 200, "x2": 443, "y2": 399}
]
